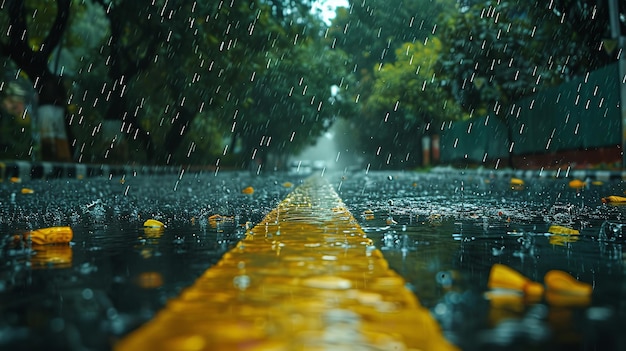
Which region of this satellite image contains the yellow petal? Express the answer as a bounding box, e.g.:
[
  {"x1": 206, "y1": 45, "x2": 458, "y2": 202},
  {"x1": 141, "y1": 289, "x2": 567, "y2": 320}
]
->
[
  {"x1": 363, "y1": 209, "x2": 375, "y2": 220},
  {"x1": 510, "y1": 178, "x2": 525, "y2": 190},
  {"x1": 602, "y1": 195, "x2": 626, "y2": 204},
  {"x1": 568, "y1": 179, "x2": 585, "y2": 189},
  {"x1": 386, "y1": 216, "x2": 398, "y2": 225},
  {"x1": 143, "y1": 219, "x2": 165, "y2": 228},
  {"x1": 544, "y1": 270, "x2": 592, "y2": 296},
  {"x1": 488, "y1": 264, "x2": 543, "y2": 301},
  {"x1": 29, "y1": 226, "x2": 73, "y2": 245}
]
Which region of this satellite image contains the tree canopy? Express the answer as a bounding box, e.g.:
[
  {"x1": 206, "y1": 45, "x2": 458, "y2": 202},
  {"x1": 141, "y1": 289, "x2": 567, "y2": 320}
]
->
[
  {"x1": 1, "y1": 0, "x2": 622, "y2": 168},
  {"x1": 1, "y1": 0, "x2": 344, "y2": 167},
  {"x1": 438, "y1": 0, "x2": 623, "y2": 117}
]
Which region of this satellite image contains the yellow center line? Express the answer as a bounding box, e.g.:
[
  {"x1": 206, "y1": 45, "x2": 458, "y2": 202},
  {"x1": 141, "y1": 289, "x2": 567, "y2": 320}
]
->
[{"x1": 115, "y1": 176, "x2": 457, "y2": 351}]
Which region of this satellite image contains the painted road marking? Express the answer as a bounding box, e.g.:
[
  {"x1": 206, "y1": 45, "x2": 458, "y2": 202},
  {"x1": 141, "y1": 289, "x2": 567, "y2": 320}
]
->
[{"x1": 116, "y1": 176, "x2": 457, "y2": 350}]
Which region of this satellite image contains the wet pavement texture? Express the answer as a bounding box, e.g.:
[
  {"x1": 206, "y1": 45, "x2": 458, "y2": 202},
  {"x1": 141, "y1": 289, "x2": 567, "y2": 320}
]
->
[{"x1": 1, "y1": 170, "x2": 625, "y2": 350}]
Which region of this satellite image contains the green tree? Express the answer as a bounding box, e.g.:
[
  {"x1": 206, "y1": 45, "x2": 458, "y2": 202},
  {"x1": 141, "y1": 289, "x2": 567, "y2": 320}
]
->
[
  {"x1": 87, "y1": 0, "x2": 178, "y2": 163},
  {"x1": 361, "y1": 38, "x2": 465, "y2": 167},
  {"x1": 229, "y1": 37, "x2": 353, "y2": 169},
  {"x1": 437, "y1": 0, "x2": 623, "y2": 167},
  {"x1": 2, "y1": 0, "x2": 358, "y2": 166},
  {"x1": 153, "y1": 0, "x2": 310, "y2": 166},
  {"x1": 86, "y1": 0, "x2": 330, "y2": 166},
  {"x1": 438, "y1": 1, "x2": 564, "y2": 116},
  {"x1": 330, "y1": 0, "x2": 454, "y2": 77},
  {"x1": 528, "y1": 0, "x2": 624, "y2": 74},
  {"x1": 328, "y1": 0, "x2": 459, "y2": 168},
  {"x1": 458, "y1": 0, "x2": 624, "y2": 75}
]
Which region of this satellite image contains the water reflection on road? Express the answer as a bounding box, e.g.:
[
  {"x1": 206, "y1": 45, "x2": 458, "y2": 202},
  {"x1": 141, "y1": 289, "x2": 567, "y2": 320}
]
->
[
  {"x1": 1, "y1": 170, "x2": 625, "y2": 350},
  {"x1": 0, "y1": 172, "x2": 292, "y2": 350},
  {"x1": 336, "y1": 171, "x2": 626, "y2": 350}
]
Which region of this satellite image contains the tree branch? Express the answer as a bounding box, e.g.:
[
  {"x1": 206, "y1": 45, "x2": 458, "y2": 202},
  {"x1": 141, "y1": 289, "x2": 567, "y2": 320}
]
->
[
  {"x1": 40, "y1": 0, "x2": 71, "y2": 56},
  {"x1": 3, "y1": 0, "x2": 31, "y2": 60}
]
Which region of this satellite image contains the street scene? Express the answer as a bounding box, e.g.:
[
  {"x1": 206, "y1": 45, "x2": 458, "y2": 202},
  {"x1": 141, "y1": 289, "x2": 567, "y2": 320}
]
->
[{"x1": 1, "y1": 0, "x2": 626, "y2": 350}]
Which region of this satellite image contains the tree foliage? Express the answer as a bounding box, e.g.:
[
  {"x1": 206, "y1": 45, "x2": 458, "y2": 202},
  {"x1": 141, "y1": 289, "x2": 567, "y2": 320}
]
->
[
  {"x1": 357, "y1": 37, "x2": 466, "y2": 167},
  {"x1": 438, "y1": 0, "x2": 624, "y2": 117},
  {"x1": 84, "y1": 0, "x2": 331, "y2": 166},
  {"x1": 434, "y1": 0, "x2": 624, "y2": 167},
  {"x1": 533, "y1": 0, "x2": 624, "y2": 73},
  {"x1": 437, "y1": 1, "x2": 554, "y2": 116},
  {"x1": 2, "y1": 0, "x2": 623, "y2": 168},
  {"x1": 329, "y1": 0, "x2": 461, "y2": 168},
  {"x1": 1, "y1": 0, "x2": 344, "y2": 166},
  {"x1": 369, "y1": 38, "x2": 464, "y2": 126},
  {"x1": 229, "y1": 35, "x2": 353, "y2": 165}
]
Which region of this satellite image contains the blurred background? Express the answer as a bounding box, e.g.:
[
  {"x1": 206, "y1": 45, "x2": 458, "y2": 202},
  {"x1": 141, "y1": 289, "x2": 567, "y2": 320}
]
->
[{"x1": 1, "y1": 0, "x2": 625, "y2": 172}]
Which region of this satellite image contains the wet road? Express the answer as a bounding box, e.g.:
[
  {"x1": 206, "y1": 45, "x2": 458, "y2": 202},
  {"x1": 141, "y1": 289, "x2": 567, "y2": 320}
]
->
[
  {"x1": 1, "y1": 169, "x2": 626, "y2": 350},
  {"x1": 1, "y1": 170, "x2": 296, "y2": 350}
]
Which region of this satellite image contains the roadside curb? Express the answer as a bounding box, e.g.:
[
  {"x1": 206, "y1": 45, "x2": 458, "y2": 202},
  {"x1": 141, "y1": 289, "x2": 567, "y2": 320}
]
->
[
  {"x1": 3, "y1": 161, "x2": 625, "y2": 183},
  {"x1": 431, "y1": 166, "x2": 626, "y2": 182},
  {"x1": 0, "y1": 160, "x2": 181, "y2": 182}
]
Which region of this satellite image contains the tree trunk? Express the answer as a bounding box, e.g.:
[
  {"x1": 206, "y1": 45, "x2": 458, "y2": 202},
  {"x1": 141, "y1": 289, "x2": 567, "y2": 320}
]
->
[
  {"x1": 95, "y1": 0, "x2": 161, "y2": 163},
  {"x1": 38, "y1": 75, "x2": 73, "y2": 162}
]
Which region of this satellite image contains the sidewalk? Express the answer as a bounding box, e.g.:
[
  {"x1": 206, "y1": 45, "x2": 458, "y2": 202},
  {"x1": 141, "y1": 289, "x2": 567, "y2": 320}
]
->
[
  {"x1": 431, "y1": 165, "x2": 626, "y2": 182},
  {"x1": 0, "y1": 160, "x2": 180, "y2": 182},
  {"x1": 3, "y1": 160, "x2": 626, "y2": 183}
]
